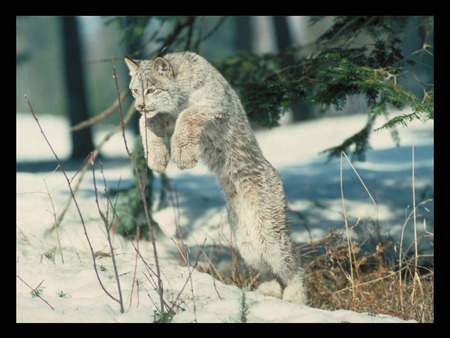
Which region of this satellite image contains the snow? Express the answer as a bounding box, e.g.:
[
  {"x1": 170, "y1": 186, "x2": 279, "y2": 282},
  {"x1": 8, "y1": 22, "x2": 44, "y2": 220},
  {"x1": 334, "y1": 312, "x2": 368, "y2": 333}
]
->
[{"x1": 16, "y1": 110, "x2": 432, "y2": 323}]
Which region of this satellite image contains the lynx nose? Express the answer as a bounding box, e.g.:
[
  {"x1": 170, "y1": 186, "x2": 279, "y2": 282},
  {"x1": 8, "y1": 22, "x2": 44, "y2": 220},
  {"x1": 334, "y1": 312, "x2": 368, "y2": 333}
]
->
[{"x1": 137, "y1": 104, "x2": 145, "y2": 110}]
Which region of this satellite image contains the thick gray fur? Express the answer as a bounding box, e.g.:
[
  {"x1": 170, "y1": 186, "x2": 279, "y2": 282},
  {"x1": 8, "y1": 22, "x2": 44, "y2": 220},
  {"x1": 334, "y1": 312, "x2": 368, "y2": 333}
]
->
[{"x1": 125, "y1": 52, "x2": 306, "y2": 304}]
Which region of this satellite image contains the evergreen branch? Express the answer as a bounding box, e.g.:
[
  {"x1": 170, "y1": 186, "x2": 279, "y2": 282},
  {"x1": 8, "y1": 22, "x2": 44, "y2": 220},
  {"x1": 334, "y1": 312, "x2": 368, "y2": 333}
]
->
[
  {"x1": 322, "y1": 114, "x2": 375, "y2": 162},
  {"x1": 157, "y1": 16, "x2": 196, "y2": 55},
  {"x1": 375, "y1": 112, "x2": 420, "y2": 131}
]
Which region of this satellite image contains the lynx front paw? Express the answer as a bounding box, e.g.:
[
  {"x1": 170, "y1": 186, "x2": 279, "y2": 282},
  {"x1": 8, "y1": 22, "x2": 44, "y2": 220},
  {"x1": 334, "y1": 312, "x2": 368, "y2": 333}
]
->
[
  {"x1": 171, "y1": 132, "x2": 201, "y2": 170},
  {"x1": 145, "y1": 143, "x2": 169, "y2": 173},
  {"x1": 171, "y1": 143, "x2": 201, "y2": 170}
]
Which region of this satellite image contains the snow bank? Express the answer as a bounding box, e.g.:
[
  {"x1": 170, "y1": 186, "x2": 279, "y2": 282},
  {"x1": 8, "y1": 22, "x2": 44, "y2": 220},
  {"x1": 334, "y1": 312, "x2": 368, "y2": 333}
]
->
[{"x1": 16, "y1": 111, "x2": 432, "y2": 322}]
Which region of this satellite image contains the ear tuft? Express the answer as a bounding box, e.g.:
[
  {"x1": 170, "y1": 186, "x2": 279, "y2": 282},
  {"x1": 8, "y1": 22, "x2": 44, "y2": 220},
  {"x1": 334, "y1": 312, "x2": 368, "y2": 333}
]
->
[
  {"x1": 124, "y1": 57, "x2": 139, "y2": 75},
  {"x1": 151, "y1": 56, "x2": 174, "y2": 78}
]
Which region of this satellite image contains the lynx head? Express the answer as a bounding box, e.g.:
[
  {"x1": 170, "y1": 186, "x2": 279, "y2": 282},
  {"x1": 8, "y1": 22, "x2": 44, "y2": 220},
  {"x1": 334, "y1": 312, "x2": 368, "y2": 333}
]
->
[{"x1": 125, "y1": 56, "x2": 182, "y2": 117}]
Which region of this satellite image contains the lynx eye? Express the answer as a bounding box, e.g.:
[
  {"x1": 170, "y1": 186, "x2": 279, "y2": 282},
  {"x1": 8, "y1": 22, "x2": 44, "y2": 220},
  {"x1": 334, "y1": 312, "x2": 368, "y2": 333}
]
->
[
  {"x1": 146, "y1": 88, "x2": 159, "y2": 95},
  {"x1": 132, "y1": 89, "x2": 139, "y2": 96}
]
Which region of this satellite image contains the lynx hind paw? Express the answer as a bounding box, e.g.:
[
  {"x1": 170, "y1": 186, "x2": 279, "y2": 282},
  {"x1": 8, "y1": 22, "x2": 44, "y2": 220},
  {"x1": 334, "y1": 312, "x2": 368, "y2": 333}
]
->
[
  {"x1": 256, "y1": 280, "x2": 283, "y2": 299},
  {"x1": 282, "y1": 282, "x2": 306, "y2": 304}
]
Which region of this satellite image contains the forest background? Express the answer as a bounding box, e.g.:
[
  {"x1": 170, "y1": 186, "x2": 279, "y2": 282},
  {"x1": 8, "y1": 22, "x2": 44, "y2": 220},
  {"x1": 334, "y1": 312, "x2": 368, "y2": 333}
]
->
[{"x1": 16, "y1": 16, "x2": 433, "y2": 162}]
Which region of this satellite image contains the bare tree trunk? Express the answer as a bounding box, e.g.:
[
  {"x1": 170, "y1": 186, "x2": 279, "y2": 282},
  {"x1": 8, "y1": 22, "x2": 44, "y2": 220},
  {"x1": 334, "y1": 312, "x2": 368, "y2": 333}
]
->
[
  {"x1": 61, "y1": 16, "x2": 95, "y2": 160},
  {"x1": 236, "y1": 16, "x2": 252, "y2": 51}
]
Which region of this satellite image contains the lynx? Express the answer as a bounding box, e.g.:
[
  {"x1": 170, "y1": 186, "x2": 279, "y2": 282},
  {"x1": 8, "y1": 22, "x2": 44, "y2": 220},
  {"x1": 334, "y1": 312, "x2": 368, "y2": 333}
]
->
[{"x1": 125, "y1": 52, "x2": 306, "y2": 304}]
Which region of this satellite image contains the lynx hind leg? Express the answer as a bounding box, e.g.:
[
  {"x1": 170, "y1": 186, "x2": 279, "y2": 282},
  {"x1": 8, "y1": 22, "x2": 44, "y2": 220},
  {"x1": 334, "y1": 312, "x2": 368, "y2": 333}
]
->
[
  {"x1": 265, "y1": 238, "x2": 307, "y2": 304},
  {"x1": 238, "y1": 248, "x2": 282, "y2": 299},
  {"x1": 253, "y1": 264, "x2": 283, "y2": 299},
  {"x1": 256, "y1": 264, "x2": 306, "y2": 304}
]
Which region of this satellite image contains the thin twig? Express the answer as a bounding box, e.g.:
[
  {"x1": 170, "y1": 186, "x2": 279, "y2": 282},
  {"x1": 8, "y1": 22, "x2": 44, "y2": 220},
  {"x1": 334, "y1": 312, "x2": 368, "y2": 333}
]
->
[
  {"x1": 166, "y1": 238, "x2": 207, "y2": 315},
  {"x1": 17, "y1": 275, "x2": 54, "y2": 311},
  {"x1": 52, "y1": 102, "x2": 135, "y2": 231},
  {"x1": 25, "y1": 95, "x2": 122, "y2": 310},
  {"x1": 129, "y1": 17, "x2": 168, "y2": 58},
  {"x1": 111, "y1": 56, "x2": 165, "y2": 314},
  {"x1": 91, "y1": 156, "x2": 124, "y2": 313},
  {"x1": 341, "y1": 150, "x2": 377, "y2": 208},
  {"x1": 229, "y1": 221, "x2": 238, "y2": 287},
  {"x1": 410, "y1": 140, "x2": 423, "y2": 302},
  {"x1": 157, "y1": 16, "x2": 196, "y2": 55},
  {"x1": 167, "y1": 185, "x2": 188, "y2": 265},
  {"x1": 130, "y1": 227, "x2": 140, "y2": 307},
  {"x1": 43, "y1": 178, "x2": 64, "y2": 264},
  {"x1": 340, "y1": 151, "x2": 355, "y2": 296},
  {"x1": 70, "y1": 89, "x2": 129, "y2": 132}
]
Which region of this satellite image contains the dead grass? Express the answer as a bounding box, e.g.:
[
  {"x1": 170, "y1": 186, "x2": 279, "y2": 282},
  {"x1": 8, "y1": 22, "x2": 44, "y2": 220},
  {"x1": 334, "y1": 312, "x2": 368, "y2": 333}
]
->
[
  {"x1": 299, "y1": 225, "x2": 434, "y2": 322},
  {"x1": 199, "y1": 222, "x2": 433, "y2": 323},
  {"x1": 297, "y1": 148, "x2": 434, "y2": 323}
]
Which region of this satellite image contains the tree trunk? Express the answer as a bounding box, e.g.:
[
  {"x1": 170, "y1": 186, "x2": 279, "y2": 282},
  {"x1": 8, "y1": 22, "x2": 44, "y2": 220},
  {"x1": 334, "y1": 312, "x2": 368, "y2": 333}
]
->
[
  {"x1": 273, "y1": 16, "x2": 314, "y2": 121},
  {"x1": 236, "y1": 16, "x2": 252, "y2": 51},
  {"x1": 61, "y1": 16, "x2": 95, "y2": 160}
]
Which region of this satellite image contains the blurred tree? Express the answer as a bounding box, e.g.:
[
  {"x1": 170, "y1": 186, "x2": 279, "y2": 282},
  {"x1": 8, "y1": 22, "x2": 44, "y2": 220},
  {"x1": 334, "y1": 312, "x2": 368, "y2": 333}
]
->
[
  {"x1": 217, "y1": 16, "x2": 433, "y2": 160},
  {"x1": 273, "y1": 16, "x2": 314, "y2": 121},
  {"x1": 17, "y1": 17, "x2": 64, "y2": 116},
  {"x1": 235, "y1": 16, "x2": 252, "y2": 51},
  {"x1": 61, "y1": 16, "x2": 95, "y2": 160}
]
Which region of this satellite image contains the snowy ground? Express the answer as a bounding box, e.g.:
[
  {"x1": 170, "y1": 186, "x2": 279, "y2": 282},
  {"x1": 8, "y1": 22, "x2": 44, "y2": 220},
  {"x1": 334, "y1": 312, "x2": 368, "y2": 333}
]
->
[{"x1": 16, "y1": 110, "x2": 433, "y2": 323}]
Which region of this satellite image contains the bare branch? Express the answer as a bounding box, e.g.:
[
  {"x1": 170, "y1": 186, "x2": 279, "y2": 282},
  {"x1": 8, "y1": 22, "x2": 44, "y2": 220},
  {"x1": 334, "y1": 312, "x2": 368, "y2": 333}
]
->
[
  {"x1": 17, "y1": 275, "x2": 54, "y2": 311},
  {"x1": 53, "y1": 102, "x2": 135, "y2": 230},
  {"x1": 70, "y1": 89, "x2": 129, "y2": 132},
  {"x1": 91, "y1": 156, "x2": 124, "y2": 313}
]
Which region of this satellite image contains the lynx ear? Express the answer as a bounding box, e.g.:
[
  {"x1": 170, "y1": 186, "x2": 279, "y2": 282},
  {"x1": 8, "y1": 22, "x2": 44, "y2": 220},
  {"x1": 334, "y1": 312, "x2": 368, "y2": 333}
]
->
[
  {"x1": 151, "y1": 56, "x2": 174, "y2": 78},
  {"x1": 124, "y1": 57, "x2": 139, "y2": 75}
]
